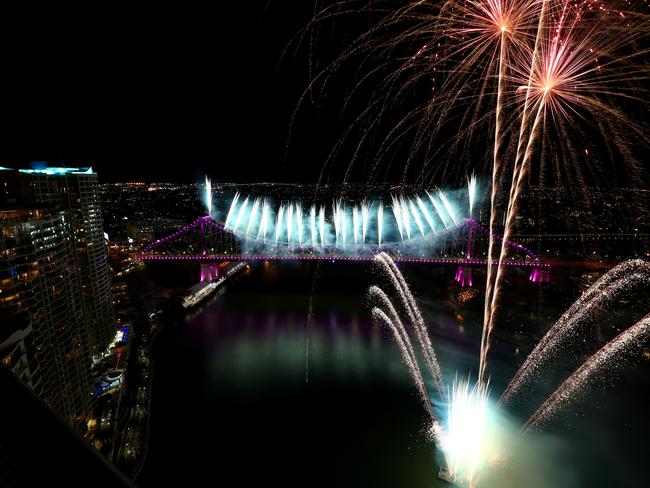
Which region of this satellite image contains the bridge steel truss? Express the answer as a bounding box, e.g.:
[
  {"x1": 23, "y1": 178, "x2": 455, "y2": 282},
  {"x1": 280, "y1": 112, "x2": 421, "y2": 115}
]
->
[{"x1": 137, "y1": 215, "x2": 551, "y2": 282}]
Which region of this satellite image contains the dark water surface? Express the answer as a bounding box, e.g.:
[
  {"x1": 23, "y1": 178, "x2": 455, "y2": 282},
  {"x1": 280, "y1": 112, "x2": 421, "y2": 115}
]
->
[{"x1": 135, "y1": 261, "x2": 650, "y2": 488}]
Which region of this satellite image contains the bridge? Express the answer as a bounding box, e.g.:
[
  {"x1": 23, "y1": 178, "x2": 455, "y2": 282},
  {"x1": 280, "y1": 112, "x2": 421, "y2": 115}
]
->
[{"x1": 136, "y1": 214, "x2": 551, "y2": 284}]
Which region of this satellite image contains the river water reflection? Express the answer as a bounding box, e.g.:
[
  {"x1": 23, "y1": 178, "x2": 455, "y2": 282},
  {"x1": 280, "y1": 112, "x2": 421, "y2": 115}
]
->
[{"x1": 136, "y1": 261, "x2": 650, "y2": 487}]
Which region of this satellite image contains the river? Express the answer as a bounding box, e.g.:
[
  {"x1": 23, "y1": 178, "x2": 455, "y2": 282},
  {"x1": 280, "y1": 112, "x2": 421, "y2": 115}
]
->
[{"x1": 134, "y1": 260, "x2": 650, "y2": 488}]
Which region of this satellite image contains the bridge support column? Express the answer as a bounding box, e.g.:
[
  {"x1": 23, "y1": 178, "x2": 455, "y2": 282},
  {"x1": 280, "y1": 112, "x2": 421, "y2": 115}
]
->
[
  {"x1": 200, "y1": 262, "x2": 220, "y2": 282},
  {"x1": 529, "y1": 267, "x2": 550, "y2": 283},
  {"x1": 454, "y1": 265, "x2": 473, "y2": 287}
]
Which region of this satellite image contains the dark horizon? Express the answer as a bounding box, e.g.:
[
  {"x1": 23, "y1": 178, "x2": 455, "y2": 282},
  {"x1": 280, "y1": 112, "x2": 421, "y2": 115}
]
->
[{"x1": 0, "y1": 2, "x2": 328, "y2": 184}]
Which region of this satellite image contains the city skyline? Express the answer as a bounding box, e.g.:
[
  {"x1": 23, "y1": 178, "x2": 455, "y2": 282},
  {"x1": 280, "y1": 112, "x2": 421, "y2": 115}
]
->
[{"x1": 0, "y1": 1, "x2": 648, "y2": 487}]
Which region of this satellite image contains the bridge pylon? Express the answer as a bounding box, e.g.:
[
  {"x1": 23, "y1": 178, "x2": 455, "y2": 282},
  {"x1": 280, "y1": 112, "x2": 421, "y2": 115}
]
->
[{"x1": 200, "y1": 262, "x2": 220, "y2": 282}]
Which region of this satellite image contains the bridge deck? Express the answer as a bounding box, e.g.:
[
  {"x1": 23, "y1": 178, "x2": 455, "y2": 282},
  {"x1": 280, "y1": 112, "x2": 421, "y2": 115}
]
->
[{"x1": 137, "y1": 253, "x2": 550, "y2": 268}]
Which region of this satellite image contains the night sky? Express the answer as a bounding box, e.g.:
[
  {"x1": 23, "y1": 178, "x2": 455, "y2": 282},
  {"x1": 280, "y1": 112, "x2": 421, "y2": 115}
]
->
[
  {"x1": 0, "y1": 2, "x2": 643, "y2": 190},
  {"x1": 0, "y1": 2, "x2": 345, "y2": 183}
]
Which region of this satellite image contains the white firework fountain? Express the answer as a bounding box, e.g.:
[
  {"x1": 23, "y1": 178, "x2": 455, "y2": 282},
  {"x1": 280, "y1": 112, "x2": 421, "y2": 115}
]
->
[{"x1": 369, "y1": 253, "x2": 650, "y2": 487}]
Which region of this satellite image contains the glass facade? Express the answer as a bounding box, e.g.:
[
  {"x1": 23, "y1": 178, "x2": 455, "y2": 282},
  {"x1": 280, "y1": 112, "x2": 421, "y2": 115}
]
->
[{"x1": 0, "y1": 168, "x2": 115, "y2": 429}]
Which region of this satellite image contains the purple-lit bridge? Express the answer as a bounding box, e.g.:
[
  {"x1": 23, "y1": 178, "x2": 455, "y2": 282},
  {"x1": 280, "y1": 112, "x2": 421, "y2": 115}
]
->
[{"x1": 136, "y1": 216, "x2": 550, "y2": 285}]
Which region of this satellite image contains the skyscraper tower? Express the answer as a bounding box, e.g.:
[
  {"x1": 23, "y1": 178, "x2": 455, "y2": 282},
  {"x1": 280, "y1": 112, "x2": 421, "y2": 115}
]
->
[{"x1": 0, "y1": 166, "x2": 115, "y2": 428}]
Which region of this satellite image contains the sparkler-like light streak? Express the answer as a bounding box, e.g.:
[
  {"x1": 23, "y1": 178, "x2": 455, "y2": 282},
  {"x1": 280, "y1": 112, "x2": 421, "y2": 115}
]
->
[
  {"x1": 439, "y1": 376, "x2": 491, "y2": 486},
  {"x1": 523, "y1": 313, "x2": 650, "y2": 432},
  {"x1": 204, "y1": 176, "x2": 212, "y2": 215},
  {"x1": 369, "y1": 285, "x2": 435, "y2": 418},
  {"x1": 479, "y1": 0, "x2": 523, "y2": 383},
  {"x1": 233, "y1": 197, "x2": 249, "y2": 232},
  {"x1": 409, "y1": 199, "x2": 426, "y2": 236},
  {"x1": 296, "y1": 203, "x2": 304, "y2": 245},
  {"x1": 425, "y1": 191, "x2": 447, "y2": 229},
  {"x1": 361, "y1": 201, "x2": 370, "y2": 243},
  {"x1": 221, "y1": 187, "x2": 472, "y2": 250},
  {"x1": 258, "y1": 199, "x2": 270, "y2": 240},
  {"x1": 467, "y1": 174, "x2": 477, "y2": 217},
  {"x1": 310, "y1": 205, "x2": 317, "y2": 245},
  {"x1": 366, "y1": 244, "x2": 649, "y2": 486},
  {"x1": 483, "y1": 1, "x2": 563, "y2": 364},
  {"x1": 319, "y1": 205, "x2": 326, "y2": 247},
  {"x1": 341, "y1": 203, "x2": 348, "y2": 246},
  {"x1": 275, "y1": 204, "x2": 285, "y2": 244},
  {"x1": 304, "y1": 0, "x2": 648, "y2": 390},
  {"x1": 501, "y1": 259, "x2": 650, "y2": 405},
  {"x1": 224, "y1": 192, "x2": 240, "y2": 228},
  {"x1": 371, "y1": 251, "x2": 649, "y2": 485},
  {"x1": 391, "y1": 195, "x2": 405, "y2": 240},
  {"x1": 483, "y1": 1, "x2": 650, "y2": 382},
  {"x1": 286, "y1": 204, "x2": 294, "y2": 244},
  {"x1": 246, "y1": 198, "x2": 260, "y2": 236},
  {"x1": 416, "y1": 195, "x2": 437, "y2": 233},
  {"x1": 375, "y1": 253, "x2": 444, "y2": 390},
  {"x1": 377, "y1": 202, "x2": 384, "y2": 246},
  {"x1": 372, "y1": 253, "x2": 492, "y2": 482},
  {"x1": 400, "y1": 197, "x2": 413, "y2": 241},
  {"x1": 438, "y1": 190, "x2": 458, "y2": 226},
  {"x1": 333, "y1": 200, "x2": 342, "y2": 244}
]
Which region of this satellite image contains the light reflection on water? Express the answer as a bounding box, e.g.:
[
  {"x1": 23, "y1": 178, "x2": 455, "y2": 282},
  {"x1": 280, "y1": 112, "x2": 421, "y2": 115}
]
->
[
  {"x1": 138, "y1": 262, "x2": 450, "y2": 487},
  {"x1": 136, "y1": 261, "x2": 650, "y2": 488}
]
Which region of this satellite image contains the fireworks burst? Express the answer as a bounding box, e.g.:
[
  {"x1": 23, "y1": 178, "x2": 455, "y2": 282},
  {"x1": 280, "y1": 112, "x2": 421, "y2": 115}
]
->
[
  {"x1": 437, "y1": 376, "x2": 491, "y2": 486},
  {"x1": 371, "y1": 255, "x2": 650, "y2": 486},
  {"x1": 302, "y1": 0, "x2": 648, "y2": 186},
  {"x1": 298, "y1": 2, "x2": 650, "y2": 485},
  {"x1": 301, "y1": 1, "x2": 648, "y2": 383}
]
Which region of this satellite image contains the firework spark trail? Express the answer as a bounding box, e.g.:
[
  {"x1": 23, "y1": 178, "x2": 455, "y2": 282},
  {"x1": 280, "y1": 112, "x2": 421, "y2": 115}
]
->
[
  {"x1": 262, "y1": 199, "x2": 270, "y2": 240},
  {"x1": 275, "y1": 204, "x2": 284, "y2": 244},
  {"x1": 303, "y1": 0, "x2": 648, "y2": 190},
  {"x1": 488, "y1": 1, "x2": 570, "y2": 328},
  {"x1": 369, "y1": 287, "x2": 435, "y2": 418},
  {"x1": 377, "y1": 202, "x2": 384, "y2": 245},
  {"x1": 467, "y1": 174, "x2": 477, "y2": 217},
  {"x1": 375, "y1": 252, "x2": 445, "y2": 391},
  {"x1": 376, "y1": 252, "x2": 443, "y2": 387},
  {"x1": 361, "y1": 201, "x2": 370, "y2": 243},
  {"x1": 501, "y1": 260, "x2": 650, "y2": 405},
  {"x1": 224, "y1": 192, "x2": 240, "y2": 228},
  {"x1": 522, "y1": 313, "x2": 650, "y2": 432},
  {"x1": 233, "y1": 196, "x2": 249, "y2": 232},
  {"x1": 204, "y1": 176, "x2": 212, "y2": 215},
  {"x1": 391, "y1": 195, "x2": 405, "y2": 240},
  {"x1": 409, "y1": 199, "x2": 426, "y2": 236},
  {"x1": 310, "y1": 205, "x2": 317, "y2": 245},
  {"x1": 480, "y1": 0, "x2": 548, "y2": 384},
  {"x1": 512, "y1": 0, "x2": 547, "y2": 175},
  {"x1": 400, "y1": 197, "x2": 413, "y2": 241},
  {"x1": 222, "y1": 189, "x2": 469, "y2": 251},
  {"x1": 483, "y1": 99, "x2": 546, "y2": 380},
  {"x1": 496, "y1": 0, "x2": 649, "y2": 276},
  {"x1": 480, "y1": 0, "x2": 650, "y2": 381},
  {"x1": 296, "y1": 203, "x2": 304, "y2": 245},
  {"x1": 416, "y1": 195, "x2": 437, "y2": 233},
  {"x1": 287, "y1": 204, "x2": 294, "y2": 244},
  {"x1": 319, "y1": 206, "x2": 326, "y2": 247},
  {"x1": 427, "y1": 191, "x2": 449, "y2": 229},
  {"x1": 501, "y1": 269, "x2": 649, "y2": 401},
  {"x1": 502, "y1": 0, "x2": 592, "y2": 217},
  {"x1": 245, "y1": 198, "x2": 260, "y2": 236}
]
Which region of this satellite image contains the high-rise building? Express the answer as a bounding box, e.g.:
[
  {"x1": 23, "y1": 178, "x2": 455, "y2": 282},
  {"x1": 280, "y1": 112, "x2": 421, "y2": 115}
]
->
[{"x1": 0, "y1": 166, "x2": 115, "y2": 429}]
